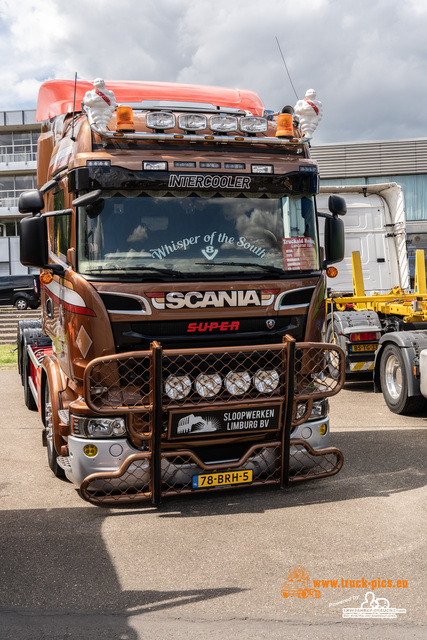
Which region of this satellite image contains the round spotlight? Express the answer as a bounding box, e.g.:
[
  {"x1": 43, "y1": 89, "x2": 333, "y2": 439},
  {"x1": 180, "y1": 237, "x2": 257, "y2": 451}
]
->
[
  {"x1": 194, "y1": 373, "x2": 222, "y2": 398},
  {"x1": 253, "y1": 369, "x2": 280, "y2": 393},
  {"x1": 224, "y1": 370, "x2": 251, "y2": 396},
  {"x1": 164, "y1": 375, "x2": 192, "y2": 400}
]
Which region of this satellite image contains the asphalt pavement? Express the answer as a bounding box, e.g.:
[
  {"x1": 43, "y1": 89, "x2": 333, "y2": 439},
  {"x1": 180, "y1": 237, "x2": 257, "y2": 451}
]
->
[{"x1": 0, "y1": 368, "x2": 426, "y2": 640}]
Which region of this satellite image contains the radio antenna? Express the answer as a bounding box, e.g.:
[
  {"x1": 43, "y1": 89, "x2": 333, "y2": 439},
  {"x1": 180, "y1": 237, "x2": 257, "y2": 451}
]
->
[
  {"x1": 71, "y1": 72, "x2": 77, "y2": 141},
  {"x1": 275, "y1": 36, "x2": 299, "y2": 102}
]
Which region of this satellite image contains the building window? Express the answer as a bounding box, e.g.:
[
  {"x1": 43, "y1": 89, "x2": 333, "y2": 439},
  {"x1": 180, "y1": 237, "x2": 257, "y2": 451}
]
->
[
  {"x1": 0, "y1": 219, "x2": 17, "y2": 236},
  {"x1": 0, "y1": 130, "x2": 39, "y2": 164},
  {"x1": 0, "y1": 174, "x2": 36, "y2": 207}
]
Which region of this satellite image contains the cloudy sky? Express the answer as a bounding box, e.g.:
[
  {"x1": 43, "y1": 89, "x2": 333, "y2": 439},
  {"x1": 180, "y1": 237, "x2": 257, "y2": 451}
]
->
[{"x1": 0, "y1": 0, "x2": 426, "y2": 144}]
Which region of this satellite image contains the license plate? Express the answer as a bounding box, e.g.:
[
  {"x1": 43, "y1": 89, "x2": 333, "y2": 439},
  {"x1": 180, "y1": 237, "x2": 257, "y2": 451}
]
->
[
  {"x1": 192, "y1": 469, "x2": 253, "y2": 489},
  {"x1": 349, "y1": 344, "x2": 378, "y2": 352}
]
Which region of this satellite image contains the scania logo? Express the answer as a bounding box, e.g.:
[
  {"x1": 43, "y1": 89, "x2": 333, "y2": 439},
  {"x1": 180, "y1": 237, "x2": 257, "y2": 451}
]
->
[{"x1": 266, "y1": 319, "x2": 276, "y2": 330}]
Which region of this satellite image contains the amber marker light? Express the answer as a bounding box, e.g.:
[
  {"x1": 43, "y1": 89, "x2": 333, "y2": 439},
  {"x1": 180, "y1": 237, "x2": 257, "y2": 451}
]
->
[
  {"x1": 276, "y1": 113, "x2": 294, "y2": 138},
  {"x1": 40, "y1": 270, "x2": 53, "y2": 284},
  {"x1": 116, "y1": 106, "x2": 135, "y2": 131},
  {"x1": 319, "y1": 424, "x2": 328, "y2": 436},
  {"x1": 326, "y1": 266, "x2": 339, "y2": 278}
]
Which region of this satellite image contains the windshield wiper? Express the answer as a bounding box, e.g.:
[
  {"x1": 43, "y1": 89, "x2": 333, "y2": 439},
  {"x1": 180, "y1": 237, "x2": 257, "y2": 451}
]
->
[
  {"x1": 125, "y1": 264, "x2": 184, "y2": 277},
  {"x1": 196, "y1": 261, "x2": 286, "y2": 275},
  {"x1": 85, "y1": 264, "x2": 184, "y2": 277}
]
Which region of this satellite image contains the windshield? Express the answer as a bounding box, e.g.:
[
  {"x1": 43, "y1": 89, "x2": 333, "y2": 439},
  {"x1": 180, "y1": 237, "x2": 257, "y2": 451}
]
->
[{"x1": 77, "y1": 192, "x2": 319, "y2": 278}]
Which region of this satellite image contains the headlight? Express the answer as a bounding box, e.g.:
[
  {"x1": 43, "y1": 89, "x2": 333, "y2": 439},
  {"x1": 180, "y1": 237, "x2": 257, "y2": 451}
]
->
[
  {"x1": 209, "y1": 115, "x2": 238, "y2": 132},
  {"x1": 194, "y1": 373, "x2": 222, "y2": 397},
  {"x1": 224, "y1": 370, "x2": 251, "y2": 396},
  {"x1": 253, "y1": 369, "x2": 280, "y2": 393},
  {"x1": 239, "y1": 116, "x2": 268, "y2": 133},
  {"x1": 146, "y1": 111, "x2": 176, "y2": 130},
  {"x1": 295, "y1": 401, "x2": 309, "y2": 421},
  {"x1": 70, "y1": 416, "x2": 126, "y2": 438},
  {"x1": 310, "y1": 399, "x2": 329, "y2": 420},
  {"x1": 165, "y1": 375, "x2": 192, "y2": 400}
]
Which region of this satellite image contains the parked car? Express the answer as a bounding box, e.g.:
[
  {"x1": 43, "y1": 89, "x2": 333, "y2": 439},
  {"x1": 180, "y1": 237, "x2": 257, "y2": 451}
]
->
[{"x1": 0, "y1": 274, "x2": 40, "y2": 310}]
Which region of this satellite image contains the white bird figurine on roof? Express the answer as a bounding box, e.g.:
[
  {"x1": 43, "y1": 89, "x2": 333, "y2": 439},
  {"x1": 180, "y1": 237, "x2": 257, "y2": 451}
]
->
[
  {"x1": 294, "y1": 89, "x2": 323, "y2": 139},
  {"x1": 83, "y1": 78, "x2": 117, "y2": 131}
]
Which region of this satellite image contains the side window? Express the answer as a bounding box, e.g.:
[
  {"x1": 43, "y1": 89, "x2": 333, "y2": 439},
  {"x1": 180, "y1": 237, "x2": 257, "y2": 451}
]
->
[{"x1": 52, "y1": 190, "x2": 71, "y2": 263}]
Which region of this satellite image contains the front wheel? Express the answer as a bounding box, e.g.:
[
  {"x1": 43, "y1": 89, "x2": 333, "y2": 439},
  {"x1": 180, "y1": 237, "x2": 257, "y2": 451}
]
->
[
  {"x1": 380, "y1": 344, "x2": 426, "y2": 414},
  {"x1": 15, "y1": 297, "x2": 28, "y2": 310},
  {"x1": 44, "y1": 382, "x2": 65, "y2": 478}
]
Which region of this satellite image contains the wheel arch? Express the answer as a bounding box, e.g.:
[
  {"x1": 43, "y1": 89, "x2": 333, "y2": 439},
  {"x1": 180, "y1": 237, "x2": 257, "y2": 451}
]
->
[
  {"x1": 374, "y1": 332, "x2": 427, "y2": 397},
  {"x1": 41, "y1": 355, "x2": 67, "y2": 455}
]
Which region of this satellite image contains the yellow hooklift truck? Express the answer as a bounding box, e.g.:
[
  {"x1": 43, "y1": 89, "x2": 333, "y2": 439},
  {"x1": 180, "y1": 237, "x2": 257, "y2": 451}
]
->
[{"x1": 327, "y1": 249, "x2": 427, "y2": 414}]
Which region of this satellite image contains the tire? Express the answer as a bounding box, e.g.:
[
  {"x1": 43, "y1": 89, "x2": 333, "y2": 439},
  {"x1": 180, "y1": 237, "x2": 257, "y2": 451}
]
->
[
  {"x1": 44, "y1": 382, "x2": 65, "y2": 478},
  {"x1": 325, "y1": 322, "x2": 342, "y2": 380},
  {"x1": 15, "y1": 297, "x2": 28, "y2": 310},
  {"x1": 380, "y1": 343, "x2": 426, "y2": 414}
]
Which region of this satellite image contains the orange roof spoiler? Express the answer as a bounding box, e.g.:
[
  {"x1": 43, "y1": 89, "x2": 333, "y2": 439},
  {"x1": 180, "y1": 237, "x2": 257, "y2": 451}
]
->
[{"x1": 36, "y1": 79, "x2": 266, "y2": 122}]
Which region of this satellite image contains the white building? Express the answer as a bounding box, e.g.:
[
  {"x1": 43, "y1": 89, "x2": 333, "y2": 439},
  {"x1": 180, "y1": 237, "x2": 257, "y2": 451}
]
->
[{"x1": 0, "y1": 109, "x2": 40, "y2": 275}]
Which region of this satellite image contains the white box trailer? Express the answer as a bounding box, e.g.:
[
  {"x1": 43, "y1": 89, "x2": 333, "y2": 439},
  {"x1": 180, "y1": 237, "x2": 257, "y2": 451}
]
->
[{"x1": 317, "y1": 183, "x2": 409, "y2": 295}]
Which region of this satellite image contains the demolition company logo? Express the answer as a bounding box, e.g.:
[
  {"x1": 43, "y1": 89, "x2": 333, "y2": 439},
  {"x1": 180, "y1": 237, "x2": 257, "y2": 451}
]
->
[{"x1": 145, "y1": 289, "x2": 278, "y2": 310}]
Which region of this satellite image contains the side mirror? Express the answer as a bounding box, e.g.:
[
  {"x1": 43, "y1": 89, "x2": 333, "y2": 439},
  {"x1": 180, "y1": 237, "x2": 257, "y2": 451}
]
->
[
  {"x1": 19, "y1": 190, "x2": 44, "y2": 215},
  {"x1": 20, "y1": 215, "x2": 48, "y2": 267},
  {"x1": 323, "y1": 215, "x2": 345, "y2": 265},
  {"x1": 72, "y1": 189, "x2": 104, "y2": 219},
  {"x1": 328, "y1": 194, "x2": 347, "y2": 216}
]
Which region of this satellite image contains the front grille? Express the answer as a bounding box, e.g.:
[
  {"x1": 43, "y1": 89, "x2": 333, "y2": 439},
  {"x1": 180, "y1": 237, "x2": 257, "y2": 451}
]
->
[{"x1": 111, "y1": 315, "x2": 305, "y2": 350}]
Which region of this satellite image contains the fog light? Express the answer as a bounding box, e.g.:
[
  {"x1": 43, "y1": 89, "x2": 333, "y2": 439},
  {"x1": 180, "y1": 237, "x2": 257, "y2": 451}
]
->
[
  {"x1": 165, "y1": 375, "x2": 192, "y2": 400},
  {"x1": 83, "y1": 444, "x2": 98, "y2": 457},
  {"x1": 195, "y1": 373, "x2": 222, "y2": 397},
  {"x1": 224, "y1": 370, "x2": 251, "y2": 396},
  {"x1": 253, "y1": 369, "x2": 280, "y2": 393},
  {"x1": 146, "y1": 111, "x2": 176, "y2": 130},
  {"x1": 319, "y1": 423, "x2": 328, "y2": 436},
  {"x1": 210, "y1": 115, "x2": 238, "y2": 132},
  {"x1": 178, "y1": 114, "x2": 207, "y2": 131},
  {"x1": 240, "y1": 116, "x2": 268, "y2": 133}
]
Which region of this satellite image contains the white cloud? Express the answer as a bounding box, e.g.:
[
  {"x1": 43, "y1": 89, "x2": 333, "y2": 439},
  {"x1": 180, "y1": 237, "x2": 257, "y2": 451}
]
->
[{"x1": 0, "y1": 0, "x2": 426, "y2": 142}]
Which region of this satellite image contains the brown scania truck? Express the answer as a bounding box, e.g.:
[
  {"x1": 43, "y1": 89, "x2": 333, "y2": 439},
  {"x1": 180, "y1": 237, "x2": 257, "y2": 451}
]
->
[{"x1": 18, "y1": 78, "x2": 346, "y2": 505}]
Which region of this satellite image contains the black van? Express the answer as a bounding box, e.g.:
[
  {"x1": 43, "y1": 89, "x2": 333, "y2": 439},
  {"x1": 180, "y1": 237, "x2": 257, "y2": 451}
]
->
[{"x1": 0, "y1": 274, "x2": 40, "y2": 310}]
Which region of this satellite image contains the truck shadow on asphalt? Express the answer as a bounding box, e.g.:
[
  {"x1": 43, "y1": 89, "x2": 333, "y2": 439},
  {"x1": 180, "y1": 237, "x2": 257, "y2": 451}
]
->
[
  {"x1": 0, "y1": 506, "x2": 245, "y2": 638},
  {"x1": 144, "y1": 427, "x2": 426, "y2": 517}
]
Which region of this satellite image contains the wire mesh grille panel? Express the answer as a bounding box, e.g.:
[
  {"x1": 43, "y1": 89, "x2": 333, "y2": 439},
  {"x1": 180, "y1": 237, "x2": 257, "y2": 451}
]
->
[
  {"x1": 162, "y1": 345, "x2": 287, "y2": 407},
  {"x1": 80, "y1": 453, "x2": 152, "y2": 505},
  {"x1": 294, "y1": 343, "x2": 344, "y2": 399},
  {"x1": 85, "y1": 352, "x2": 152, "y2": 411},
  {"x1": 289, "y1": 440, "x2": 344, "y2": 482}
]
